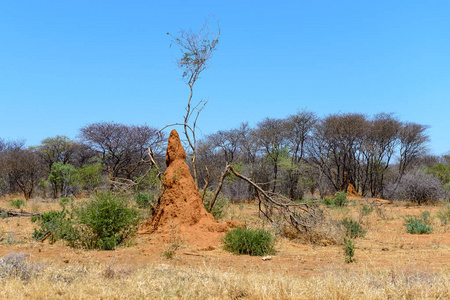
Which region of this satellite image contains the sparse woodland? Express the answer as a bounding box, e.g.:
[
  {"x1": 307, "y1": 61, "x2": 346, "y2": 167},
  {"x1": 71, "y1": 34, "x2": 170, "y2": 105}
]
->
[
  {"x1": 0, "y1": 111, "x2": 447, "y2": 204},
  {"x1": 1, "y1": 18, "x2": 450, "y2": 299}
]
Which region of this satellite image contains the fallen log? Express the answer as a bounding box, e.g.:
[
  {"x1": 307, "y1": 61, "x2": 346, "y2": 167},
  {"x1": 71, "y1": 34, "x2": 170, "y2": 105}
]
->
[{"x1": 0, "y1": 207, "x2": 40, "y2": 217}]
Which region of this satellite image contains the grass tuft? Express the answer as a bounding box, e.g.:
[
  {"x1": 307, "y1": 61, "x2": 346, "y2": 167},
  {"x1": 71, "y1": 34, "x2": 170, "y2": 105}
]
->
[{"x1": 222, "y1": 227, "x2": 275, "y2": 256}]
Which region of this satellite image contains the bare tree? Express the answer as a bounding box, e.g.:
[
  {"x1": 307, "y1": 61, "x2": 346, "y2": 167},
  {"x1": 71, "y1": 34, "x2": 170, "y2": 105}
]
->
[
  {"x1": 0, "y1": 143, "x2": 44, "y2": 200},
  {"x1": 208, "y1": 129, "x2": 240, "y2": 163},
  {"x1": 284, "y1": 110, "x2": 317, "y2": 199},
  {"x1": 308, "y1": 113, "x2": 368, "y2": 193},
  {"x1": 167, "y1": 17, "x2": 220, "y2": 185},
  {"x1": 79, "y1": 122, "x2": 164, "y2": 186},
  {"x1": 363, "y1": 113, "x2": 401, "y2": 197},
  {"x1": 255, "y1": 117, "x2": 287, "y2": 193},
  {"x1": 397, "y1": 122, "x2": 429, "y2": 180}
]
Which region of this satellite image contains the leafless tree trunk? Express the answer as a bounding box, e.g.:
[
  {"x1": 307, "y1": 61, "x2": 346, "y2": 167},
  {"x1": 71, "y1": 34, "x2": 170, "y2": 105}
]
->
[{"x1": 167, "y1": 17, "x2": 220, "y2": 186}]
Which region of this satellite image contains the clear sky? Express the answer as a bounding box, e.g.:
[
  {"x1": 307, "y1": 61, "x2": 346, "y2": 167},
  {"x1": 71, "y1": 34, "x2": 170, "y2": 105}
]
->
[{"x1": 1, "y1": 1, "x2": 449, "y2": 155}]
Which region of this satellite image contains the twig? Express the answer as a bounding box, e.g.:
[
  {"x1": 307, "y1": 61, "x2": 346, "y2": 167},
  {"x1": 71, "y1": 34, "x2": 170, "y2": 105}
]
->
[{"x1": 183, "y1": 252, "x2": 205, "y2": 257}]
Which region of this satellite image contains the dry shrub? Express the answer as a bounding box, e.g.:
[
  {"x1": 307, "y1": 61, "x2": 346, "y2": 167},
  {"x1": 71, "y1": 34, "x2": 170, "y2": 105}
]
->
[
  {"x1": 279, "y1": 206, "x2": 344, "y2": 245},
  {"x1": 0, "y1": 252, "x2": 43, "y2": 281},
  {"x1": 386, "y1": 169, "x2": 443, "y2": 205}
]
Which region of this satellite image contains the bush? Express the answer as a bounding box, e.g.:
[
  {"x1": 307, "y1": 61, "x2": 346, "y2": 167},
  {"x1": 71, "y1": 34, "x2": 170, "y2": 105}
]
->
[
  {"x1": 134, "y1": 192, "x2": 157, "y2": 210},
  {"x1": 31, "y1": 192, "x2": 140, "y2": 250},
  {"x1": 9, "y1": 199, "x2": 26, "y2": 209},
  {"x1": 334, "y1": 191, "x2": 348, "y2": 206},
  {"x1": 323, "y1": 191, "x2": 348, "y2": 207},
  {"x1": 343, "y1": 238, "x2": 355, "y2": 263},
  {"x1": 281, "y1": 206, "x2": 345, "y2": 245},
  {"x1": 437, "y1": 204, "x2": 450, "y2": 225},
  {"x1": 404, "y1": 212, "x2": 433, "y2": 234},
  {"x1": 386, "y1": 170, "x2": 443, "y2": 205},
  {"x1": 0, "y1": 252, "x2": 42, "y2": 281},
  {"x1": 31, "y1": 209, "x2": 73, "y2": 243},
  {"x1": 222, "y1": 227, "x2": 275, "y2": 256},
  {"x1": 341, "y1": 217, "x2": 366, "y2": 238},
  {"x1": 360, "y1": 204, "x2": 374, "y2": 217},
  {"x1": 322, "y1": 197, "x2": 334, "y2": 206},
  {"x1": 73, "y1": 193, "x2": 140, "y2": 250},
  {"x1": 78, "y1": 163, "x2": 103, "y2": 192}
]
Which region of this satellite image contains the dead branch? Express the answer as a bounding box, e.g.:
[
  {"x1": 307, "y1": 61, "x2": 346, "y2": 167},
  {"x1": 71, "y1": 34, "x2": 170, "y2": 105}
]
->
[
  {"x1": 183, "y1": 252, "x2": 205, "y2": 257},
  {"x1": 255, "y1": 188, "x2": 273, "y2": 222},
  {"x1": 148, "y1": 147, "x2": 165, "y2": 199},
  {"x1": 209, "y1": 165, "x2": 336, "y2": 242},
  {"x1": 108, "y1": 177, "x2": 137, "y2": 192},
  {"x1": 0, "y1": 207, "x2": 40, "y2": 217},
  {"x1": 39, "y1": 231, "x2": 52, "y2": 243},
  {"x1": 201, "y1": 166, "x2": 210, "y2": 202},
  {"x1": 208, "y1": 166, "x2": 230, "y2": 212}
]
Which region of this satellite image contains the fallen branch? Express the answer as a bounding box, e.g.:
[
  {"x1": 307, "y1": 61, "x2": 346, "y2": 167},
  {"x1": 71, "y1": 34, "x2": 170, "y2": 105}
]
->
[
  {"x1": 208, "y1": 166, "x2": 230, "y2": 212},
  {"x1": 209, "y1": 165, "x2": 337, "y2": 242},
  {"x1": 183, "y1": 252, "x2": 205, "y2": 257},
  {"x1": 0, "y1": 207, "x2": 40, "y2": 217}
]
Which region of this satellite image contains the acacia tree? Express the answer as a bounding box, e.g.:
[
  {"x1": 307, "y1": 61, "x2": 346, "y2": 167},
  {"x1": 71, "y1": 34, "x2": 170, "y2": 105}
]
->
[
  {"x1": 33, "y1": 136, "x2": 78, "y2": 170},
  {"x1": 168, "y1": 18, "x2": 220, "y2": 185},
  {"x1": 32, "y1": 135, "x2": 81, "y2": 197}
]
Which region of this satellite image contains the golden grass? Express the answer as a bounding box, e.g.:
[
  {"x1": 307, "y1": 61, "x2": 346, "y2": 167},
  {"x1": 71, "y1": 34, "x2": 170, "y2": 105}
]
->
[
  {"x1": 0, "y1": 257, "x2": 449, "y2": 299},
  {"x1": 2, "y1": 197, "x2": 450, "y2": 299}
]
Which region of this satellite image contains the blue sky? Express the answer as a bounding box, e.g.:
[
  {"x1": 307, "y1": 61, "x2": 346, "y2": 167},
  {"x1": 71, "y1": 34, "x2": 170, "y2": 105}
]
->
[{"x1": 1, "y1": 1, "x2": 449, "y2": 155}]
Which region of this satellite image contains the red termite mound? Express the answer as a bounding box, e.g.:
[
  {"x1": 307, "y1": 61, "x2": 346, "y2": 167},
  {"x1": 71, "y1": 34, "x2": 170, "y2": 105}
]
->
[{"x1": 141, "y1": 129, "x2": 243, "y2": 247}]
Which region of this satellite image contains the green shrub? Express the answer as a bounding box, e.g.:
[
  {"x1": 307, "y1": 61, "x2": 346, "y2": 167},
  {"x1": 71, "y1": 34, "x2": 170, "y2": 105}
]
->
[
  {"x1": 222, "y1": 227, "x2": 275, "y2": 256},
  {"x1": 334, "y1": 192, "x2": 348, "y2": 207},
  {"x1": 437, "y1": 204, "x2": 450, "y2": 225},
  {"x1": 134, "y1": 192, "x2": 157, "y2": 210},
  {"x1": 31, "y1": 209, "x2": 73, "y2": 243},
  {"x1": 404, "y1": 212, "x2": 433, "y2": 234},
  {"x1": 344, "y1": 238, "x2": 355, "y2": 263},
  {"x1": 360, "y1": 204, "x2": 374, "y2": 216},
  {"x1": 9, "y1": 199, "x2": 26, "y2": 209},
  {"x1": 73, "y1": 193, "x2": 140, "y2": 250},
  {"x1": 78, "y1": 163, "x2": 103, "y2": 192},
  {"x1": 59, "y1": 197, "x2": 72, "y2": 208},
  {"x1": 323, "y1": 192, "x2": 348, "y2": 207},
  {"x1": 341, "y1": 217, "x2": 366, "y2": 238},
  {"x1": 31, "y1": 192, "x2": 140, "y2": 250},
  {"x1": 322, "y1": 198, "x2": 334, "y2": 206}
]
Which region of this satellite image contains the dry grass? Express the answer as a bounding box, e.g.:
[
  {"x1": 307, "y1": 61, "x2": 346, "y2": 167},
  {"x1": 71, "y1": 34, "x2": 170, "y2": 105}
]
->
[
  {"x1": 0, "y1": 257, "x2": 448, "y2": 299},
  {"x1": 1, "y1": 196, "x2": 450, "y2": 299}
]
